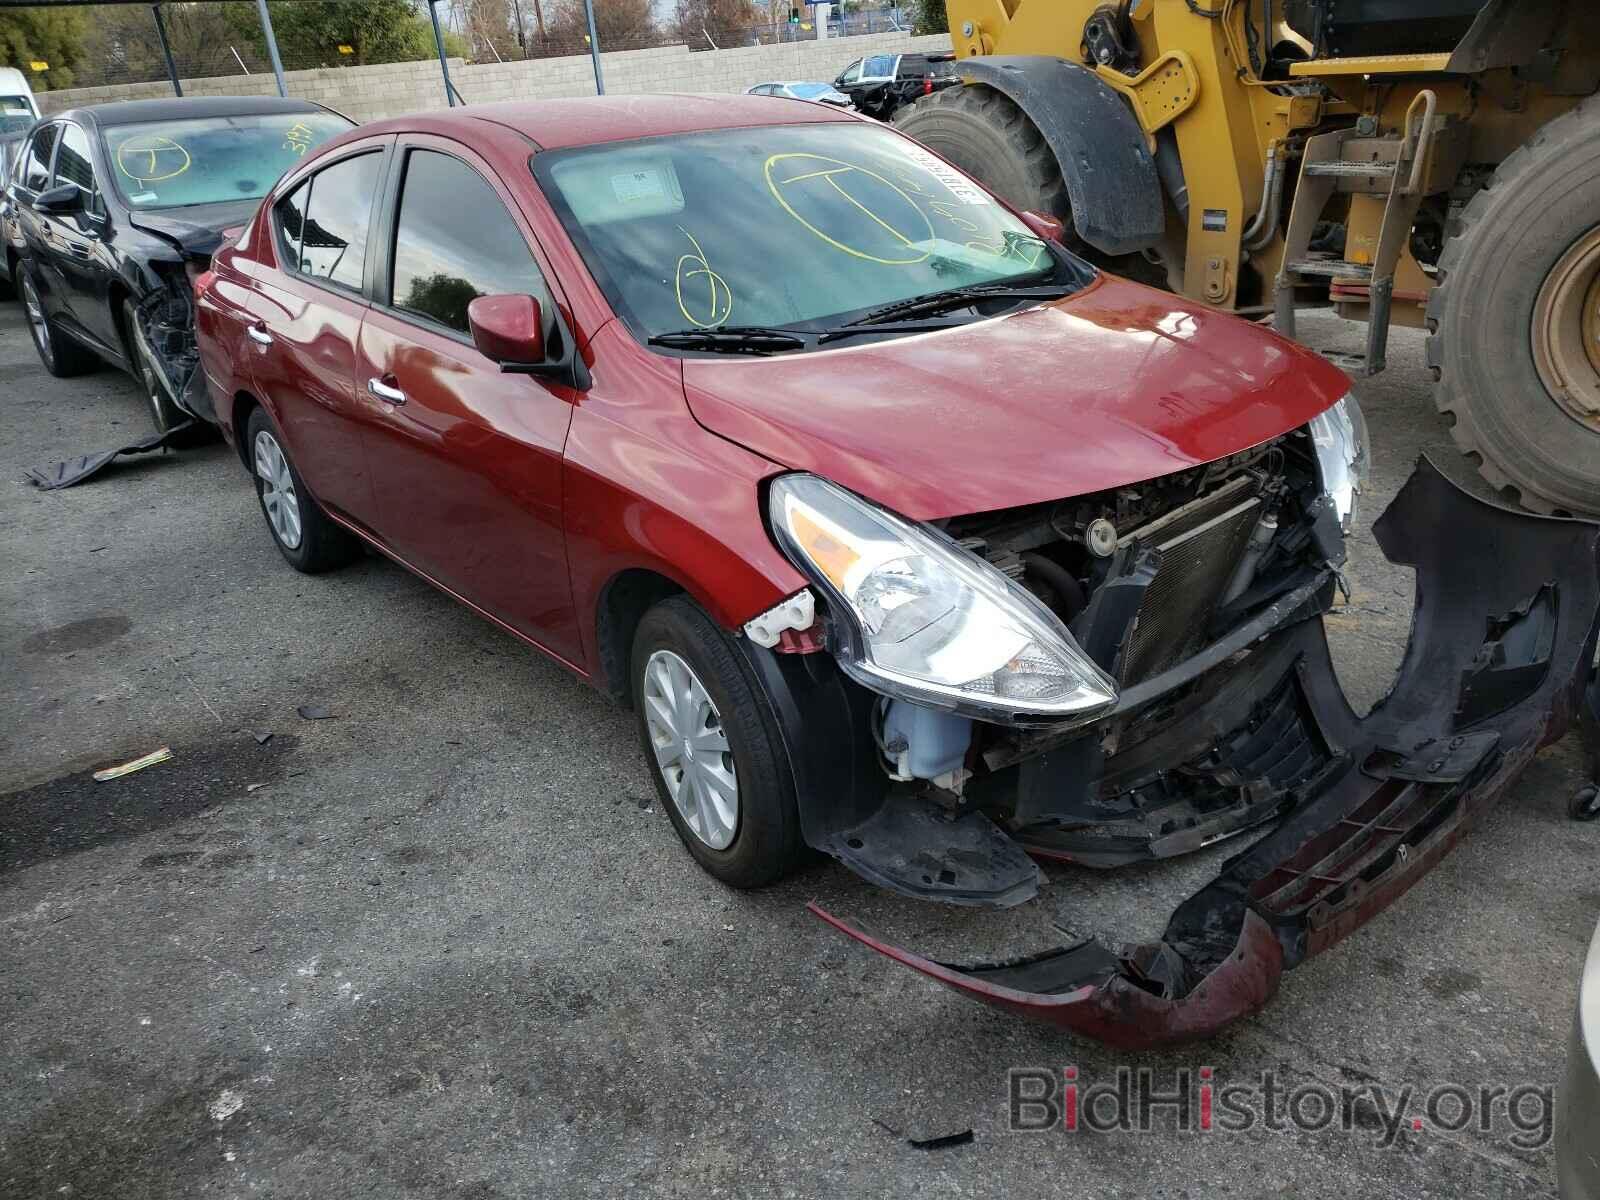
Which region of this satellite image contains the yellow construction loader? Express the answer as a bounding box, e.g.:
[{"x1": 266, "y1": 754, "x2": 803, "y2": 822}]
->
[{"x1": 892, "y1": 0, "x2": 1600, "y2": 515}]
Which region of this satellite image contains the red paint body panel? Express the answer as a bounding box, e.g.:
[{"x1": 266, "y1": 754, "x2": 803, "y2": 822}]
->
[
  {"x1": 197, "y1": 98, "x2": 1342, "y2": 685},
  {"x1": 807, "y1": 903, "x2": 1285, "y2": 1050},
  {"x1": 684, "y1": 277, "x2": 1352, "y2": 519}
]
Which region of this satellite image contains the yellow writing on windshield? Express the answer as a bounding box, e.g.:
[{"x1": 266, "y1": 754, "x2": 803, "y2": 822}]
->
[
  {"x1": 675, "y1": 227, "x2": 733, "y2": 328},
  {"x1": 115, "y1": 134, "x2": 191, "y2": 185},
  {"x1": 764, "y1": 153, "x2": 932, "y2": 266},
  {"x1": 283, "y1": 121, "x2": 318, "y2": 157}
]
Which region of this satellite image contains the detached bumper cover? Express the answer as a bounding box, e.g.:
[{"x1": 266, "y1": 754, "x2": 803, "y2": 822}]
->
[{"x1": 813, "y1": 458, "x2": 1600, "y2": 1047}]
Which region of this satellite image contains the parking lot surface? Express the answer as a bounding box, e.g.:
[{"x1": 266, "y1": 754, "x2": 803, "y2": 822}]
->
[{"x1": 2, "y1": 298, "x2": 1596, "y2": 1199}]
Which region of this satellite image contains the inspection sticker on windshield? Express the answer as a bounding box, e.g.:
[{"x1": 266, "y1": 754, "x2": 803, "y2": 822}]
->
[
  {"x1": 612, "y1": 169, "x2": 668, "y2": 205},
  {"x1": 898, "y1": 143, "x2": 990, "y2": 205}
]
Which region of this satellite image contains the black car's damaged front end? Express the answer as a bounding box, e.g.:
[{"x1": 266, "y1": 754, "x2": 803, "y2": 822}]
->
[{"x1": 739, "y1": 426, "x2": 1600, "y2": 1047}]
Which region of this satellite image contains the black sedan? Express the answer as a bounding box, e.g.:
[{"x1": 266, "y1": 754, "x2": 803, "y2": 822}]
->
[{"x1": 8, "y1": 95, "x2": 350, "y2": 436}]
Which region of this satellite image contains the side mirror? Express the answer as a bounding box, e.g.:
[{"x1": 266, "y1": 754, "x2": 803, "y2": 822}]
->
[
  {"x1": 466, "y1": 293, "x2": 591, "y2": 390},
  {"x1": 468, "y1": 293, "x2": 544, "y2": 365},
  {"x1": 1019, "y1": 210, "x2": 1066, "y2": 245},
  {"x1": 34, "y1": 183, "x2": 82, "y2": 214}
]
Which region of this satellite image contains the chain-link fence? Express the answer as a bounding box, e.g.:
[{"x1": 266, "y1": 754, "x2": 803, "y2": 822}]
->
[{"x1": 52, "y1": 7, "x2": 909, "y2": 90}]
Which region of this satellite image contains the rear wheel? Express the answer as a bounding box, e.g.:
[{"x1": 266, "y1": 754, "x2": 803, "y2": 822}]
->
[
  {"x1": 244, "y1": 406, "x2": 360, "y2": 573},
  {"x1": 1428, "y1": 98, "x2": 1600, "y2": 516},
  {"x1": 20, "y1": 265, "x2": 98, "y2": 377}
]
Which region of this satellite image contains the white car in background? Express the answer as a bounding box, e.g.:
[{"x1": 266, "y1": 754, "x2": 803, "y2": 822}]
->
[
  {"x1": 744, "y1": 81, "x2": 854, "y2": 108},
  {"x1": 0, "y1": 67, "x2": 41, "y2": 135}
]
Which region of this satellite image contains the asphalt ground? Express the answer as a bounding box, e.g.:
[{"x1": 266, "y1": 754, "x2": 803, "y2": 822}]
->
[{"x1": 2, "y1": 297, "x2": 1597, "y2": 1199}]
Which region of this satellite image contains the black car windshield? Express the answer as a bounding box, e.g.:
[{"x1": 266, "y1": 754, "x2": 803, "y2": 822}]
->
[
  {"x1": 0, "y1": 95, "x2": 33, "y2": 135},
  {"x1": 102, "y1": 112, "x2": 350, "y2": 209},
  {"x1": 534, "y1": 122, "x2": 1079, "y2": 343}
]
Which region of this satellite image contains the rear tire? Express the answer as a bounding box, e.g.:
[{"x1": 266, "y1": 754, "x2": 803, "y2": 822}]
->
[
  {"x1": 20, "y1": 264, "x2": 98, "y2": 377},
  {"x1": 630, "y1": 596, "x2": 806, "y2": 889},
  {"x1": 1427, "y1": 97, "x2": 1600, "y2": 516},
  {"x1": 244, "y1": 406, "x2": 360, "y2": 574}
]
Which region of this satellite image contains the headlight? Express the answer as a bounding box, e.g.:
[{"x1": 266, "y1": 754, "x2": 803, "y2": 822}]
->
[
  {"x1": 1309, "y1": 393, "x2": 1371, "y2": 534},
  {"x1": 767, "y1": 474, "x2": 1118, "y2": 724}
]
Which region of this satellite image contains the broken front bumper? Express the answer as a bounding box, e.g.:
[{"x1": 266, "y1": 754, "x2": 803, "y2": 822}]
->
[{"x1": 783, "y1": 458, "x2": 1600, "y2": 1047}]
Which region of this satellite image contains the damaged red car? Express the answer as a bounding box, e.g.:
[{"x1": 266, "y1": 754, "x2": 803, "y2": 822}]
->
[{"x1": 194, "y1": 96, "x2": 1600, "y2": 1047}]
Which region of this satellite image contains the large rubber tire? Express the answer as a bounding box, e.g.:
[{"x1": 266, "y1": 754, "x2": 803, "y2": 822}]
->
[
  {"x1": 1427, "y1": 97, "x2": 1600, "y2": 516},
  {"x1": 630, "y1": 595, "x2": 806, "y2": 890},
  {"x1": 892, "y1": 84, "x2": 1167, "y2": 285},
  {"x1": 243, "y1": 406, "x2": 360, "y2": 574},
  {"x1": 19, "y1": 263, "x2": 99, "y2": 378},
  {"x1": 893, "y1": 85, "x2": 1073, "y2": 234}
]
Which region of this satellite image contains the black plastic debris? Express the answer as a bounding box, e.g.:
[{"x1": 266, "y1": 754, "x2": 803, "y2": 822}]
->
[{"x1": 24, "y1": 423, "x2": 195, "y2": 490}]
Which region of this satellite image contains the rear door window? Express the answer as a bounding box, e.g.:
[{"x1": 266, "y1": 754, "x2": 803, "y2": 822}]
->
[
  {"x1": 388, "y1": 149, "x2": 549, "y2": 337},
  {"x1": 863, "y1": 54, "x2": 897, "y2": 80},
  {"x1": 285, "y1": 151, "x2": 381, "y2": 290},
  {"x1": 22, "y1": 123, "x2": 57, "y2": 193}
]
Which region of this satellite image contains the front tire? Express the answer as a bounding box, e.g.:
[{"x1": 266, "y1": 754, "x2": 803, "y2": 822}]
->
[
  {"x1": 244, "y1": 406, "x2": 359, "y2": 574},
  {"x1": 124, "y1": 298, "x2": 208, "y2": 445},
  {"x1": 630, "y1": 596, "x2": 805, "y2": 889},
  {"x1": 1428, "y1": 98, "x2": 1600, "y2": 516}
]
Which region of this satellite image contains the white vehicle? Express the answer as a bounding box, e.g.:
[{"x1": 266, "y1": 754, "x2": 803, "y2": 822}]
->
[
  {"x1": 0, "y1": 67, "x2": 41, "y2": 135},
  {"x1": 744, "y1": 81, "x2": 853, "y2": 108}
]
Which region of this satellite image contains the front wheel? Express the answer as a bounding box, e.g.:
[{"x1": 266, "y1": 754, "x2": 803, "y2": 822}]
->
[{"x1": 630, "y1": 596, "x2": 806, "y2": 889}]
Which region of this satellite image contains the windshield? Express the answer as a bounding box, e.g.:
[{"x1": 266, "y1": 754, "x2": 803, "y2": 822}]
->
[
  {"x1": 536, "y1": 122, "x2": 1073, "y2": 343},
  {"x1": 102, "y1": 112, "x2": 350, "y2": 210},
  {"x1": 0, "y1": 96, "x2": 34, "y2": 135}
]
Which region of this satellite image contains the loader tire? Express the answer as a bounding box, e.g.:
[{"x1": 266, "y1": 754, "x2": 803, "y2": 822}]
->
[
  {"x1": 1427, "y1": 97, "x2": 1600, "y2": 516},
  {"x1": 893, "y1": 84, "x2": 1074, "y2": 233},
  {"x1": 893, "y1": 84, "x2": 1168, "y2": 286}
]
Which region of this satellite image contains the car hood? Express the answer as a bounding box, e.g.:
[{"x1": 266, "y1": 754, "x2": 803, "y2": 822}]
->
[
  {"x1": 127, "y1": 199, "x2": 261, "y2": 258},
  {"x1": 681, "y1": 275, "x2": 1352, "y2": 520}
]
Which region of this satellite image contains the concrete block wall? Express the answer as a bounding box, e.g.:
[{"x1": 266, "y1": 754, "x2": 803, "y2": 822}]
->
[{"x1": 40, "y1": 33, "x2": 952, "y2": 123}]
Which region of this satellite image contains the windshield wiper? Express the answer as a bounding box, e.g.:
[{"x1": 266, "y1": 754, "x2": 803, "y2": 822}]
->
[
  {"x1": 842, "y1": 283, "x2": 1074, "y2": 328},
  {"x1": 816, "y1": 319, "x2": 972, "y2": 346},
  {"x1": 648, "y1": 326, "x2": 807, "y2": 355}
]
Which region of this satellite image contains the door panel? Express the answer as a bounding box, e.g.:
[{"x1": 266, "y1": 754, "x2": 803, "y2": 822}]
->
[
  {"x1": 357, "y1": 312, "x2": 578, "y2": 659},
  {"x1": 356, "y1": 141, "x2": 578, "y2": 660},
  {"x1": 244, "y1": 149, "x2": 386, "y2": 518},
  {"x1": 46, "y1": 122, "x2": 117, "y2": 353}
]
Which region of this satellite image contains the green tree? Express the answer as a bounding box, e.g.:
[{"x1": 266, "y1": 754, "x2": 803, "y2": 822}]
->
[
  {"x1": 910, "y1": 0, "x2": 946, "y2": 35},
  {"x1": 230, "y1": 0, "x2": 464, "y2": 68},
  {"x1": 0, "y1": 7, "x2": 89, "y2": 90},
  {"x1": 399, "y1": 272, "x2": 480, "y2": 331}
]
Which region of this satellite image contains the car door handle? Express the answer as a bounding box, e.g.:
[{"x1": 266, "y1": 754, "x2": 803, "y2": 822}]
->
[
  {"x1": 368, "y1": 376, "x2": 406, "y2": 405},
  {"x1": 247, "y1": 324, "x2": 273, "y2": 346}
]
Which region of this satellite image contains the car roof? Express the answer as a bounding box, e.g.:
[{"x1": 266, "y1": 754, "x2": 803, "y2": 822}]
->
[
  {"x1": 56, "y1": 95, "x2": 332, "y2": 129},
  {"x1": 356, "y1": 94, "x2": 856, "y2": 151}
]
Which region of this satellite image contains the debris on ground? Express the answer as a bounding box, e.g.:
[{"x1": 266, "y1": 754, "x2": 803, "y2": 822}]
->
[
  {"x1": 296, "y1": 705, "x2": 334, "y2": 720},
  {"x1": 24, "y1": 424, "x2": 194, "y2": 490},
  {"x1": 252, "y1": 730, "x2": 274, "y2": 745},
  {"x1": 93, "y1": 746, "x2": 174, "y2": 782},
  {"x1": 871, "y1": 1113, "x2": 975, "y2": 1150}
]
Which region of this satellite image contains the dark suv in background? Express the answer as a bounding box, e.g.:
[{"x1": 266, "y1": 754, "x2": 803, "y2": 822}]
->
[{"x1": 833, "y1": 51, "x2": 957, "y2": 120}]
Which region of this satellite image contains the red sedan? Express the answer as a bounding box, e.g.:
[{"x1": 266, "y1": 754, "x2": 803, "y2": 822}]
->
[{"x1": 194, "y1": 96, "x2": 1600, "y2": 1046}]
